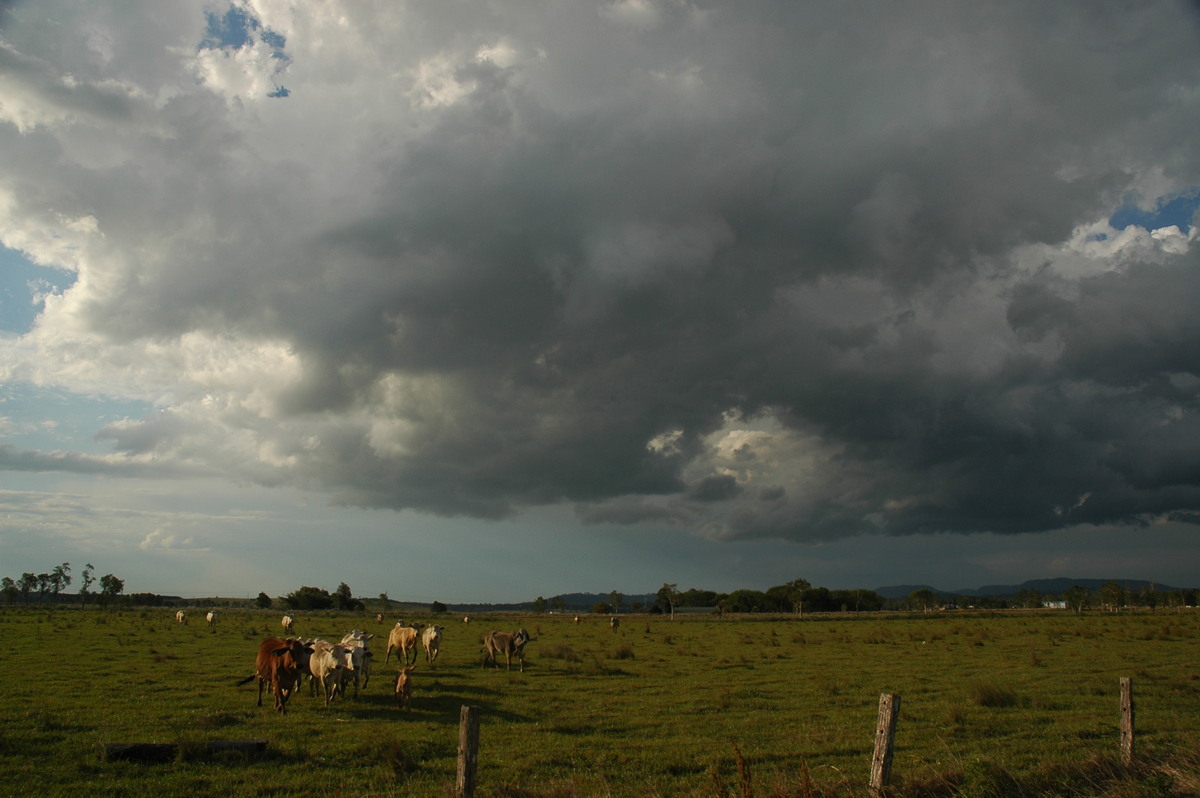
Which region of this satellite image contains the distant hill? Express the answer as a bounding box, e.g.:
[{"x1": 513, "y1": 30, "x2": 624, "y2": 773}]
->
[{"x1": 874, "y1": 578, "x2": 1186, "y2": 600}]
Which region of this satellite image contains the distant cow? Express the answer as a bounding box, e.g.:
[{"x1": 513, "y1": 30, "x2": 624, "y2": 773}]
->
[
  {"x1": 281, "y1": 614, "x2": 295, "y2": 634},
  {"x1": 340, "y1": 629, "x2": 375, "y2": 696},
  {"x1": 421, "y1": 625, "x2": 444, "y2": 665},
  {"x1": 483, "y1": 628, "x2": 531, "y2": 672},
  {"x1": 235, "y1": 637, "x2": 313, "y2": 713},
  {"x1": 463, "y1": 616, "x2": 471, "y2": 624},
  {"x1": 376, "y1": 613, "x2": 384, "y2": 623},
  {"x1": 206, "y1": 611, "x2": 217, "y2": 628},
  {"x1": 175, "y1": 610, "x2": 187, "y2": 624},
  {"x1": 394, "y1": 666, "x2": 416, "y2": 709},
  {"x1": 610, "y1": 617, "x2": 620, "y2": 631},
  {"x1": 385, "y1": 622, "x2": 425, "y2": 666}
]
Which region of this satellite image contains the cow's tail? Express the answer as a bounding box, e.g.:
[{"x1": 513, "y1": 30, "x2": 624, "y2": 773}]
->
[{"x1": 235, "y1": 673, "x2": 257, "y2": 687}]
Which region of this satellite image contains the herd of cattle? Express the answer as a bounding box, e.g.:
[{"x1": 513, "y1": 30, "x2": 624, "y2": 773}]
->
[{"x1": 224, "y1": 615, "x2": 534, "y2": 713}]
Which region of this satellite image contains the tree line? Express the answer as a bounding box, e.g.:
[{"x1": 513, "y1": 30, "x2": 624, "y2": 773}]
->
[{"x1": 0, "y1": 562, "x2": 125, "y2": 606}]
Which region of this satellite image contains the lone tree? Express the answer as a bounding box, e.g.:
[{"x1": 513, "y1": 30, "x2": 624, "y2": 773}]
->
[
  {"x1": 284, "y1": 585, "x2": 333, "y2": 611},
  {"x1": 99, "y1": 574, "x2": 124, "y2": 607},
  {"x1": 255, "y1": 592, "x2": 272, "y2": 609},
  {"x1": 79, "y1": 563, "x2": 96, "y2": 604},
  {"x1": 657, "y1": 583, "x2": 680, "y2": 617},
  {"x1": 334, "y1": 582, "x2": 364, "y2": 611}
]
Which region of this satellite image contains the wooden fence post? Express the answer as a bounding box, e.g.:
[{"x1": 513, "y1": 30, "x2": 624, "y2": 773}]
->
[
  {"x1": 1120, "y1": 677, "x2": 1134, "y2": 766},
  {"x1": 870, "y1": 693, "x2": 900, "y2": 795},
  {"x1": 457, "y1": 705, "x2": 481, "y2": 798}
]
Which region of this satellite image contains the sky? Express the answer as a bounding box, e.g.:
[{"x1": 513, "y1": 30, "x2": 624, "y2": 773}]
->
[{"x1": 2, "y1": 1, "x2": 1200, "y2": 604}]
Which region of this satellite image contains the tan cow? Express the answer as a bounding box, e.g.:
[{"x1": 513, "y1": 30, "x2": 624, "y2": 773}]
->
[
  {"x1": 206, "y1": 611, "x2": 218, "y2": 628},
  {"x1": 175, "y1": 610, "x2": 187, "y2": 624},
  {"x1": 384, "y1": 622, "x2": 425, "y2": 666},
  {"x1": 235, "y1": 637, "x2": 313, "y2": 713},
  {"x1": 482, "y1": 628, "x2": 531, "y2": 672},
  {"x1": 394, "y1": 666, "x2": 416, "y2": 709},
  {"x1": 421, "y1": 625, "x2": 444, "y2": 665},
  {"x1": 308, "y1": 639, "x2": 353, "y2": 705},
  {"x1": 281, "y1": 614, "x2": 295, "y2": 634}
]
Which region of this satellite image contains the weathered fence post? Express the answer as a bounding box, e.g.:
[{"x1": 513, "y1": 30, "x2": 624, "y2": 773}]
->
[
  {"x1": 870, "y1": 693, "x2": 900, "y2": 795},
  {"x1": 1120, "y1": 677, "x2": 1134, "y2": 766},
  {"x1": 457, "y1": 705, "x2": 481, "y2": 798}
]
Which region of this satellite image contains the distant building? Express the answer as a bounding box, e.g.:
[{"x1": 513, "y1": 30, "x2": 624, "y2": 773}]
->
[{"x1": 1042, "y1": 600, "x2": 1067, "y2": 609}]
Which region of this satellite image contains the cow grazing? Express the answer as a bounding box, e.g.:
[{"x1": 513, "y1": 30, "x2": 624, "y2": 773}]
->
[
  {"x1": 308, "y1": 639, "x2": 353, "y2": 705},
  {"x1": 376, "y1": 613, "x2": 384, "y2": 623},
  {"x1": 175, "y1": 610, "x2": 187, "y2": 624},
  {"x1": 610, "y1": 617, "x2": 620, "y2": 631},
  {"x1": 421, "y1": 625, "x2": 444, "y2": 665},
  {"x1": 281, "y1": 614, "x2": 295, "y2": 634},
  {"x1": 463, "y1": 615, "x2": 471, "y2": 624},
  {"x1": 483, "y1": 628, "x2": 531, "y2": 672},
  {"x1": 394, "y1": 666, "x2": 416, "y2": 709},
  {"x1": 340, "y1": 629, "x2": 375, "y2": 696},
  {"x1": 236, "y1": 637, "x2": 313, "y2": 713},
  {"x1": 385, "y1": 622, "x2": 425, "y2": 666},
  {"x1": 206, "y1": 611, "x2": 217, "y2": 628}
]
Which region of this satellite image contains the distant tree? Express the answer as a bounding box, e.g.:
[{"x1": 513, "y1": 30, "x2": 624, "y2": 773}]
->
[
  {"x1": 254, "y1": 592, "x2": 273, "y2": 609},
  {"x1": 99, "y1": 574, "x2": 124, "y2": 607},
  {"x1": 629, "y1": 601, "x2": 643, "y2": 613},
  {"x1": 333, "y1": 582, "x2": 363, "y2": 611},
  {"x1": 1016, "y1": 588, "x2": 1041, "y2": 609},
  {"x1": 550, "y1": 595, "x2": 566, "y2": 613},
  {"x1": 786, "y1": 578, "x2": 811, "y2": 614},
  {"x1": 1098, "y1": 581, "x2": 1125, "y2": 613},
  {"x1": 283, "y1": 586, "x2": 333, "y2": 611},
  {"x1": 657, "y1": 583, "x2": 680, "y2": 617},
  {"x1": 79, "y1": 563, "x2": 96, "y2": 604},
  {"x1": 378, "y1": 592, "x2": 390, "y2": 610},
  {"x1": 724, "y1": 589, "x2": 770, "y2": 613},
  {"x1": 430, "y1": 600, "x2": 446, "y2": 614},
  {"x1": 591, "y1": 601, "x2": 613, "y2": 614},
  {"x1": 532, "y1": 596, "x2": 547, "y2": 614},
  {"x1": 18, "y1": 573, "x2": 37, "y2": 603},
  {"x1": 1064, "y1": 585, "x2": 1089, "y2": 614},
  {"x1": 50, "y1": 562, "x2": 71, "y2": 601},
  {"x1": 678, "y1": 588, "x2": 721, "y2": 607},
  {"x1": 36, "y1": 573, "x2": 51, "y2": 601},
  {"x1": 608, "y1": 590, "x2": 624, "y2": 613},
  {"x1": 1, "y1": 576, "x2": 17, "y2": 605},
  {"x1": 908, "y1": 589, "x2": 939, "y2": 613}
]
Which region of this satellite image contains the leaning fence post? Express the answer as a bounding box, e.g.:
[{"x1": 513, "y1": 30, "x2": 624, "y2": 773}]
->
[
  {"x1": 870, "y1": 693, "x2": 900, "y2": 795},
  {"x1": 1120, "y1": 677, "x2": 1135, "y2": 766},
  {"x1": 457, "y1": 705, "x2": 480, "y2": 798}
]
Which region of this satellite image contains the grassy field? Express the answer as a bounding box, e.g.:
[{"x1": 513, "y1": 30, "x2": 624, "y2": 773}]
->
[{"x1": 1, "y1": 606, "x2": 1199, "y2": 797}]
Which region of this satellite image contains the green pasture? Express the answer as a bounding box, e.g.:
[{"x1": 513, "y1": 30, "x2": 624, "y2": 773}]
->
[{"x1": 1, "y1": 607, "x2": 1198, "y2": 797}]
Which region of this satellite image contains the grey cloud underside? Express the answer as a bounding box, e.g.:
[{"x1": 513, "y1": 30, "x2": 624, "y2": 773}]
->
[{"x1": 6, "y1": 1, "x2": 1200, "y2": 540}]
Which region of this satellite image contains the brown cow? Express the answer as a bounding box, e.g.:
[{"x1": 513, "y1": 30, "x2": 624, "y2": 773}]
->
[
  {"x1": 394, "y1": 665, "x2": 416, "y2": 709},
  {"x1": 482, "y1": 628, "x2": 531, "y2": 672},
  {"x1": 236, "y1": 637, "x2": 313, "y2": 713},
  {"x1": 384, "y1": 622, "x2": 425, "y2": 666}
]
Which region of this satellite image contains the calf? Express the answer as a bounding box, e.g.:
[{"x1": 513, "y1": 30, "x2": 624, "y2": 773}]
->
[
  {"x1": 421, "y1": 625, "x2": 444, "y2": 665},
  {"x1": 384, "y1": 622, "x2": 425, "y2": 666},
  {"x1": 394, "y1": 665, "x2": 416, "y2": 709},
  {"x1": 236, "y1": 637, "x2": 313, "y2": 713},
  {"x1": 482, "y1": 628, "x2": 531, "y2": 672}
]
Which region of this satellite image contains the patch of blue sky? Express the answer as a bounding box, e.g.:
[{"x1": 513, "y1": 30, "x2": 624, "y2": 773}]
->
[
  {"x1": 1109, "y1": 189, "x2": 1200, "y2": 233},
  {"x1": 0, "y1": 382, "x2": 154, "y2": 455},
  {"x1": 0, "y1": 246, "x2": 75, "y2": 334},
  {"x1": 200, "y1": 3, "x2": 291, "y2": 98}
]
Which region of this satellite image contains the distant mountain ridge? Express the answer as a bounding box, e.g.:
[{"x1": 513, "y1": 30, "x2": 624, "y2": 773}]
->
[{"x1": 873, "y1": 578, "x2": 1185, "y2": 600}]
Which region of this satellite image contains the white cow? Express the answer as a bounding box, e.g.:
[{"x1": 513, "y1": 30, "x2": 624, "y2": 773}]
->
[
  {"x1": 281, "y1": 614, "x2": 295, "y2": 634},
  {"x1": 175, "y1": 610, "x2": 187, "y2": 624},
  {"x1": 308, "y1": 639, "x2": 353, "y2": 705},
  {"x1": 610, "y1": 616, "x2": 620, "y2": 631},
  {"x1": 339, "y1": 629, "x2": 375, "y2": 696},
  {"x1": 421, "y1": 625, "x2": 444, "y2": 665},
  {"x1": 206, "y1": 611, "x2": 218, "y2": 628}
]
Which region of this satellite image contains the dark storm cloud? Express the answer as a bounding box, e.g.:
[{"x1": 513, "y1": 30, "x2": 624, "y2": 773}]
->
[{"x1": 4, "y1": 1, "x2": 1200, "y2": 542}]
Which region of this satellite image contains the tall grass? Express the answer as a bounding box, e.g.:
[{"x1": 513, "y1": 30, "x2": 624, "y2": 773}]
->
[{"x1": 1, "y1": 607, "x2": 1198, "y2": 796}]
